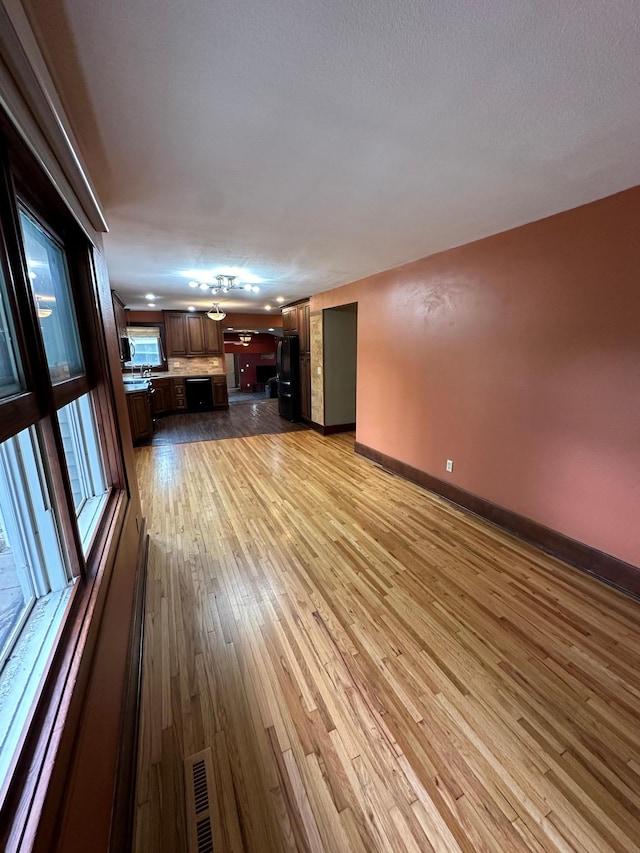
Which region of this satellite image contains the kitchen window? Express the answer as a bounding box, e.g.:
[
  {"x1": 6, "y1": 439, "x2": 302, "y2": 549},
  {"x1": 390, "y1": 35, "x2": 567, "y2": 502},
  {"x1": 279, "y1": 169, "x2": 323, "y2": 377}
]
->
[{"x1": 125, "y1": 324, "x2": 165, "y2": 368}]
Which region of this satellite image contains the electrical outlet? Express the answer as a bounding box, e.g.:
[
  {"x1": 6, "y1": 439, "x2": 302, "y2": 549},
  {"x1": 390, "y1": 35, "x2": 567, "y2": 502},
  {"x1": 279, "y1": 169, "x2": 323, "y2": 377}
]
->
[
  {"x1": 317, "y1": 366, "x2": 322, "y2": 375},
  {"x1": 446, "y1": 459, "x2": 454, "y2": 473}
]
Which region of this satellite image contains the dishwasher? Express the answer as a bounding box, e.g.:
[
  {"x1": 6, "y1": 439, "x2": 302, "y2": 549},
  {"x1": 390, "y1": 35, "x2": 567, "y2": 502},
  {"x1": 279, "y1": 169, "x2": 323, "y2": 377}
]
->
[{"x1": 185, "y1": 377, "x2": 214, "y2": 412}]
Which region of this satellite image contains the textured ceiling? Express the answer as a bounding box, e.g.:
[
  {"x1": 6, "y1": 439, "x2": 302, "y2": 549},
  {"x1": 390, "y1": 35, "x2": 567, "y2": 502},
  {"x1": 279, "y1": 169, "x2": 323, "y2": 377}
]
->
[{"x1": 23, "y1": 0, "x2": 640, "y2": 311}]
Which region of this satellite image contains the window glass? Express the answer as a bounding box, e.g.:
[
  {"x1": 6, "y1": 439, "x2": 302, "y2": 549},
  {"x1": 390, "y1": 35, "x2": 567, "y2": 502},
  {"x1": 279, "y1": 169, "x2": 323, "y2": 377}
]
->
[
  {"x1": 125, "y1": 325, "x2": 164, "y2": 368},
  {"x1": 0, "y1": 499, "x2": 34, "y2": 664},
  {"x1": 0, "y1": 263, "x2": 23, "y2": 399},
  {"x1": 19, "y1": 209, "x2": 84, "y2": 382},
  {"x1": 0, "y1": 426, "x2": 71, "y2": 784},
  {"x1": 57, "y1": 393, "x2": 108, "y2": 552}
]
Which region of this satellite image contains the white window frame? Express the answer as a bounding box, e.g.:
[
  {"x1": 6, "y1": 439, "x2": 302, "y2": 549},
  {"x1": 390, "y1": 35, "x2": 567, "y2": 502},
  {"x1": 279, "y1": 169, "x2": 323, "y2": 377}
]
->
[
  {"x1": 124, "y1": 325, "x2": 164, "y2": 368},
  {"x1": 57, "y1": 393, "x2": 109, "y2": 553},
  {"x1": 0, "y1": 426, "x2": 73, "y2": 786}
]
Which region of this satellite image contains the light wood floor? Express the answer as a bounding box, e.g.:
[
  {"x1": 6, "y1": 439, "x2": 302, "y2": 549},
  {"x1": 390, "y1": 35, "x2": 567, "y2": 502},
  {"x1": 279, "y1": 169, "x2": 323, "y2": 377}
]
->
[{"x1": 133, "y1": 430, "x2": 640, "y2": 852}]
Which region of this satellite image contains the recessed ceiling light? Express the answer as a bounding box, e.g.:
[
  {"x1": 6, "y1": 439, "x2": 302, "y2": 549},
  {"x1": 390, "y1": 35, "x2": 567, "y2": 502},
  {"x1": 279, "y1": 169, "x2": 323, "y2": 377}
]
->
[
  {"x1": 145, "y1": 293, "x2": 156, "y2": 299},
  {"x1": 264, "y1": 305, "x2": 272, "y2": 310},
  {"x1": 276, "y1": 296, "x2": 285, "y2": 303},
  {"x1": 188, "y1": 306, "x2": 196, "y2": 311},
  {"x1": 148, "y1": 302, "x2": 156, "y2": 307}
]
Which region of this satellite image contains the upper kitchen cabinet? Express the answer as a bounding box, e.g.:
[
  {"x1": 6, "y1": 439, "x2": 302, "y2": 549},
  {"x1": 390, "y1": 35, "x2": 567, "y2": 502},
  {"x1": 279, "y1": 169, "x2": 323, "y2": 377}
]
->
[
  {"x1": 204, "y1": 315, "x2": 223, "y2": 354},
  {"x1": 282, "y1": 300, "x2": 310, "y2": 355},
  {"x1": 185, "y1": 313, "x2": 206, "y2": 355},
  {"x1": 111, "y1": 291, "x2": 129, "y2": 362},
  {"x1": 164, "y1": 311, "x2": 223, "y2": 357},
  {"x1": 282, "y1": 305, "x2": 298, "y2": 335},
  {"x1": 299, "y1": 301, "x2": 310, "y2": 354},
  {"x1": 165, "y1": 312, "x2": 188, "y2": 356}
]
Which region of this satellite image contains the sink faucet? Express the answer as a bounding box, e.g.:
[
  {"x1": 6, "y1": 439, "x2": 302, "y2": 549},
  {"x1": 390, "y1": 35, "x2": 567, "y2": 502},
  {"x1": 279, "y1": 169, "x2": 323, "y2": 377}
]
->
[{"x1": 139, "y1": 363, "x2": 151, "y2": 378}]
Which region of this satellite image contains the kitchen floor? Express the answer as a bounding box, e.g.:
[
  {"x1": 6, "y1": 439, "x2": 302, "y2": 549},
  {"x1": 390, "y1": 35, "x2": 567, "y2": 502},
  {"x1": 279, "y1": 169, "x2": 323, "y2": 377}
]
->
[{"x1": 148, "y1": 398, "x2": 308, "y2": 446}]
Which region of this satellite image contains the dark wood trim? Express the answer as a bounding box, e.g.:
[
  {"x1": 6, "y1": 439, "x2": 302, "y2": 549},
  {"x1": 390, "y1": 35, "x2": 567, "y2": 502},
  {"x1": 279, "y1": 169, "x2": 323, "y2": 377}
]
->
[
  {"x1": 311, "y1": 421, "x2": 356, "y2": 435},
  {"x1": 110, "y1": 520, "x2": 148, "y2": 853},
  {"x1": 0, "y1": 392, "x2": 40, "y2": 444},
  {"x1": 325, "y1": 422, "x2": 356, "y2": 435},
  {"x1": 51, "y1": 375, "x2": 91, "y2": 410},
  {"x1": 354, "y1": 441, "x2": 640, "y2": 599},
  {"x1": 0, "y1": 492, "x2": 128, "y2": 851}
]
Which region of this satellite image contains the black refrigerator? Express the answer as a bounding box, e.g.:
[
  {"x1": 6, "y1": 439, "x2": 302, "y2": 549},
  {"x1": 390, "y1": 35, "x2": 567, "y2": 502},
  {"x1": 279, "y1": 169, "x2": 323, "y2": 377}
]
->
[{"x1": 276, "y1": 335, "x2": 300, "y2": 421}]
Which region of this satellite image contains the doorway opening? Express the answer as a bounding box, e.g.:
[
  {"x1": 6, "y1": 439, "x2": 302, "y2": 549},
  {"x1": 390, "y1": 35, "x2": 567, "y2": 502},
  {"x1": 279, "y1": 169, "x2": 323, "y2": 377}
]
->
[
  {"x1": 225, "y1": 353, "x2": 239, "y2": 390},
  {"x1": 322, "y1": 303, "x2": 357, "y2": 432}
]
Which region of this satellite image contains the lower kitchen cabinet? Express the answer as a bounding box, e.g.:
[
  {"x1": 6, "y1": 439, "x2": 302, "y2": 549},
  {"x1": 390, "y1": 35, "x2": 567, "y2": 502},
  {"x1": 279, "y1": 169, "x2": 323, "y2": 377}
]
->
[
  {"x1": 151, "y1": 378, "x2": 172, "y2": 415},
  {"x1": 126, "y1": 391, "x2": 153, "y2": 443},
  {"x1": 126, "y1": 375, "x2": 226, "y2": 439},
  {"x1": 212, "y1": 376, "x2": 229, "y2": 408},
  {"x1": 172, "y1": 378, "x2": 187, "y2": 410}
]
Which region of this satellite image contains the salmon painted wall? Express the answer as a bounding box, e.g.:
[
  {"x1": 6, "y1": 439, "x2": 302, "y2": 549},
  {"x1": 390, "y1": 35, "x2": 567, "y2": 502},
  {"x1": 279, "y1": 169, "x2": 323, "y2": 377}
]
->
[{"x1": 311, "y1": 186, "x2": 640, "y2": 567}]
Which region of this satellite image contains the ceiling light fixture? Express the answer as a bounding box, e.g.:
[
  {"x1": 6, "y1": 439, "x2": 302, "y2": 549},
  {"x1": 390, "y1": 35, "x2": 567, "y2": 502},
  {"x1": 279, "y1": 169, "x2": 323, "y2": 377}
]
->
[
  {"x1": 209, "y1": 275, "x2": 260, "y2": 295},
  {"x1": 188, "y1": 274, "x2": 260, "y2": 295},
  {"x1": 206, "y1": 302, "x2": 226, "y2": 321},
  {"x1": 239, "y1": 334, "x2": 252, "y2": 347},
  {"x1": 145, "y1": 293, "x2": 156, "y2": 299},
  {"x1": 188, "y1": 306, "x2": 196, "y2": 311},
  {"x1": 148, "y1": 302, "x2": 156, "y2": 307},
  {"x1": 264, "y1": 305, "x2": 272, "y2": 311},
  {"x1": 276, "y1": 296, "x2": 285, "y2": 303}
]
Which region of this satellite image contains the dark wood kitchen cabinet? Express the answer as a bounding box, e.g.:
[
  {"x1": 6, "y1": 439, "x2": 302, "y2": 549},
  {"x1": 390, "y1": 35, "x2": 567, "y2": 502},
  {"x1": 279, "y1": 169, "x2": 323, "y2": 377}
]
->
[
  {"x1": 111, "y1": 290, "x2": 129, "y2": 362},
  {"x1": 165, "y1": 311, "x2": 223, "y2": 357},
  {"x1": 171, "y1": 378, "x2": 187, "y2": 410},
  {"x1": 150, "y1": 378, "x2": 172, "y2": 415},
  {"x1": 299, "y1": 301, "x2": 310, "y2": 354},
  {"x1": 164, "y1": 312, "x2": 188, "y2": 356},
  {"x1": 282, "y1": 305, "x2": 297, "y2": 335},
  {"x1": 204, "y1": 316, "x2": 224, "y2": 354},
  {"x1": 212, "y1": 376, "x2": 229, "y2": 408},
  {"x1": 185, "y1": 313, "x2": 206, "y2": 355},
  {"x1": 126, "y1": 391, "x2": 153, "y2": 443},
  {"x1": 282, "y1": 298, "x2": 311, "y2": 421}
]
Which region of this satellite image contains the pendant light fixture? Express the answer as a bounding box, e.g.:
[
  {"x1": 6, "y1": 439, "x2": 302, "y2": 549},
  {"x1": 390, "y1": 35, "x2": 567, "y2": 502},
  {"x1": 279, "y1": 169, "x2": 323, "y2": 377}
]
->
[{"x1": 206, "y1": 302, "x2": 226, "y2": 321}]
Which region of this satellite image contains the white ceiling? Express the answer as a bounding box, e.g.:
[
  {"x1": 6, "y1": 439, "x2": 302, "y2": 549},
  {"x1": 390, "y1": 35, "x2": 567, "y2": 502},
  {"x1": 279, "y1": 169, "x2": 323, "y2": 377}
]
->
[{"x1": 24, "y1": 0, "x2": 640, "y2": 312}]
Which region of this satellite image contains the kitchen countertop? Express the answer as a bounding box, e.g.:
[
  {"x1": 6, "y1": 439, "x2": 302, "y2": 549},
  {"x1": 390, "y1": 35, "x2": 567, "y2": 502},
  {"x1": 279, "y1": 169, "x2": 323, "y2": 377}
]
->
[
  {"x1": 122, "y1": 372, "x2": 226, "y2": 394},
  {"x1": 122, "y1": 371, "x2": 225, "y2": 380}
]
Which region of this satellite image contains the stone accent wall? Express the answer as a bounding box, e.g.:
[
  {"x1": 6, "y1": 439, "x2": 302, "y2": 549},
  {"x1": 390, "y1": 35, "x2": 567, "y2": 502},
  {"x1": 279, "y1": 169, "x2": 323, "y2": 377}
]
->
[
  {"x1": 310, "y1": 312, "x2": 324, "y2": 425},
  {"x1": 167, "y1": 357, "x2": 224, "y2": 375}
]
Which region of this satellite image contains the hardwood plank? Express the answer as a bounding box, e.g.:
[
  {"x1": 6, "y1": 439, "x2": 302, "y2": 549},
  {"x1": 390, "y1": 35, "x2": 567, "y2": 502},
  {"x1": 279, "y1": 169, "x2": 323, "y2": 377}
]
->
[{"x1": 133, "y1": 430, "x2": 640, "y2": 852}]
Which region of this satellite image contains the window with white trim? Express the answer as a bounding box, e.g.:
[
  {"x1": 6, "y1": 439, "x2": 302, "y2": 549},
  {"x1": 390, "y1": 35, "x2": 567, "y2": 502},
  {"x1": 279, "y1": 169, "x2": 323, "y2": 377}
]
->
[
  {"x1": 125, "y1": 325, "x2": 164, "y2": 368},
  {"x1": 57, "y1": 393, "x2": 108, "y2": 553},
  {"x1": 0, "y1": 426, "x2": 72, "y2": 784}
]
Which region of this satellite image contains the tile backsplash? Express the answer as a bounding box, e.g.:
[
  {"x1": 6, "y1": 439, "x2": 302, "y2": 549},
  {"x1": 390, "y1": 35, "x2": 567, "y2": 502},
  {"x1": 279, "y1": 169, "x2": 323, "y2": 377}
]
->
[{"x1": 167, "y1": 357, "x2": 225, "y2": 375}]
